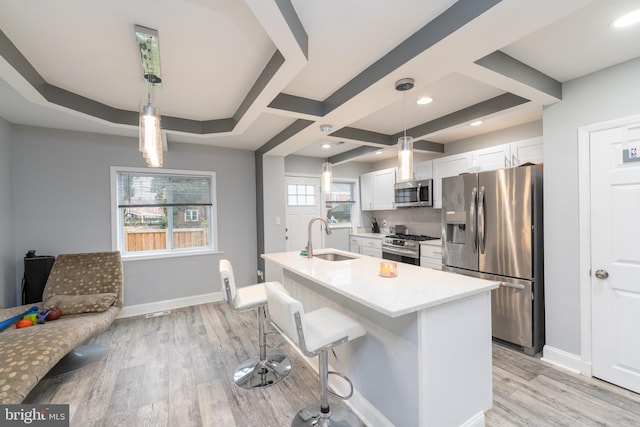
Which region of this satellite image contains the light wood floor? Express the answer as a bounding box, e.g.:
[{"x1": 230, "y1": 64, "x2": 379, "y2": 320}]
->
[{"x1": 25, "y1": 302, "x2": 640, "y2": 426}]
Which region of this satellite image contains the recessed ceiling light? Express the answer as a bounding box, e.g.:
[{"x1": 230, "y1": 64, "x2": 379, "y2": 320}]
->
[
  {"x1": 470, "y1": 120, "x2": 483, "y2": 126},
  {"x1": 613, "y1": 8, "x2": 640, "y2": 28},
  {"x1": 322, "y1": 143, "x2": 331, "y2": 149},
  {"x1": 417, "y1": 96, "x2": 433, "y2": 105}
]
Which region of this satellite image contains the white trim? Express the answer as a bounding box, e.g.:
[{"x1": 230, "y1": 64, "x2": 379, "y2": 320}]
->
[
  {"x1": 117, "y1": 292, "x2": 223, "y2": 318},
  {"x1": 577, "y1": 113, "x2": 640, "y2": 378},
  {"x1": 110, "y1": 165, "x2": 219, "y2": 258},
  {"x1": 541, "y1": 345, "x2": 587, "y2": 374},
  {"x1": 459, "y1": 412, "x2": 485, "y2": 427},
  {"x1": 577, "y1": 127, "x2": 592, "y2": 376}
]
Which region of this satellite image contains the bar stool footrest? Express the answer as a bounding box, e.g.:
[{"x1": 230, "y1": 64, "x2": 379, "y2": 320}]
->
[{"x1": 327, "y1": 371, "x2": 354, "y2": 400}]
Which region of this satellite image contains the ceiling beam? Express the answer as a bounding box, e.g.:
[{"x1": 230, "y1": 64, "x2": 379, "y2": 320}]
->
[
  {"x1": 474, "y1": 50, "x2": 562, "y2": 101},
  {"x1": 328, "y1": 146, "x2": 380, "y2": 165},
  {"x1": 395, "y1": 92, "x2": 530, "y2": 140},
  {"x1": 0, "y1": 0, "x2": 306, "y2": 137},
  {"x1": 256, "y1": 119, "x2": 314, "y2": 155}
]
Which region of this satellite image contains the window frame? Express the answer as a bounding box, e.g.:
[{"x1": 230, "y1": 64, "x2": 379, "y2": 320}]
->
[
  {"x1": 325, "y1": 178, "x2": 359, "y2": 229},
  {"x1": 110, "y1": 166, "x2": 220, "y2": 260}
]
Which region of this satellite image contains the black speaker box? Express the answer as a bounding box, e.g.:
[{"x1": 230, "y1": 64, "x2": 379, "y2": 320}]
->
[{"x1": 22, "y1": 255, "x2": 56, "y2": 304}]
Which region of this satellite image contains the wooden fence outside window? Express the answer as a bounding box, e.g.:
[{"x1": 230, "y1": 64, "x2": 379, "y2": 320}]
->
[{"x1": 124, "y1": 228, "x2": 208, "y2": 252}]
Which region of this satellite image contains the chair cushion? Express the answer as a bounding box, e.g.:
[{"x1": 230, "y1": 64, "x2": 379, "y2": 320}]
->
[
  {"x1": 43, "y1": 252, "x2": 123, "y2": 308},
  {"x1": 234, "y1": 284, "x2": 266, "y2": 310},
  {"x1": 303, "y1": 307, "x2": 366, "y2": 353},
  {"x1": 44, "y1": 293, "x2": 117, "y2": 315}
]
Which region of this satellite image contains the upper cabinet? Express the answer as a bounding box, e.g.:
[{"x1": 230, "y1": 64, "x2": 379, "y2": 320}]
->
[
  {"x1": 360, "y1": 167, "x2": 396, "y2": 211},
  {"x1": 414, "y1": 160, "x2": 433, "y2": 180},
  {"x1": 470, "y1": 144, "x2": 511, "y2": 172},
  {"x1": 360, "y1": 138, "x2": 542, "y2": 211},
  {"x1": 432, "y1": 153, "x2": 471, "y2": 209},
  {"x1": 432, "y1": 137, "x2": 543, "y2": 208},
  {"x1": 511, "y1": 137, "x2": 543, "y2": 166}
]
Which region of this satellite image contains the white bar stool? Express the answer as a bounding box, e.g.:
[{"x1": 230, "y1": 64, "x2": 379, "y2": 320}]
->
[
  {"x1": 219, "y1": 259, "x2": 292, "y2": 389},
  {"x1": 265, "y1": 282, "x2": 366, "y2": 427}
]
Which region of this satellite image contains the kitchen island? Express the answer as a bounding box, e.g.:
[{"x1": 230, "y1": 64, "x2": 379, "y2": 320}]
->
[{"x1": 263, "y1": 249, "x2": 499, "y2": 427}]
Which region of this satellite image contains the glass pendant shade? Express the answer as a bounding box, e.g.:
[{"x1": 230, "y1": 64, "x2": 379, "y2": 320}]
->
[
  {"x1": 139, "y1": 101, "x2": 163, "y2": 168},
  {"x1": 398, "y1": 136, "x2": 414, "y2": 182},
  {"x1": 322, "y1": 161, "x2": 333, "y2": 194}
]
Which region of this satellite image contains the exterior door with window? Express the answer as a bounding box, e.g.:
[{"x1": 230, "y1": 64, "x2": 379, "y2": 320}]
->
[
  {"x1": 591, "y1": 124, "x2": 640, "y2": 393},
  {"x1": 285, "y1": 176, "x2": 321, "y2": 252}
]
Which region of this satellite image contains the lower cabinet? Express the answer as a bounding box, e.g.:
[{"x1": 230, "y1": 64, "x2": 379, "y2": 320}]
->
[
  {"x1": 349, "y1": 236, "x2": 361, "y2": 254},
  {"x1": 420, "y1": 243, "x2": 442, "y2": 270},
  {"x1": 350, "y1": 236, "x2": 382, "y2": 258}
]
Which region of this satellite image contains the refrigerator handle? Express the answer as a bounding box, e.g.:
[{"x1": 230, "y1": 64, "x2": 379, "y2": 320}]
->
[
  {"x1": 470, "y1": 187, "x2": 477, "y2": 253},
  {"x1": 478, "y1": 186, "x2": 486, "y2": 254}
]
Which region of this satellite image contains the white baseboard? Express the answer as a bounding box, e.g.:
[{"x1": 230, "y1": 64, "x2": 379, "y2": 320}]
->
[
  {"x1": 118, "y1": 292, "x2": 223, "y2": 318},
  {"x1": 460, "y1": 411, "x2": 485, "y2": 427},
  {"x1": 541, "y1": 345, "x2": 587, "y2": 374}
]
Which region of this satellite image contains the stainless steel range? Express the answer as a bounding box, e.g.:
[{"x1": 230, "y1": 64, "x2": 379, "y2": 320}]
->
[{"x1": 382, "y1": 233, "x2": 439, "y2": 265}]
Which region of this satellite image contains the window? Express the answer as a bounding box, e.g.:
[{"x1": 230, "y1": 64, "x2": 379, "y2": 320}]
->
[
  {"x1": 325, "y1": 181, "x2": 356, "y2": 225},
  {"x1": 184, "y1": 209, "x2": 199, "y2": 222},
  {"x1": 112, "y1": 167, "x2": 217, "y2": 257},
  {"x1": 287, "y1": 184, "x2": 315, "y2": 206}
]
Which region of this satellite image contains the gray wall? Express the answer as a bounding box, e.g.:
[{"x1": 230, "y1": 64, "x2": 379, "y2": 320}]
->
[
  {"x1": 543, "y1": 57, "x2": 640, "y2": 356},
  {"x1": 8, "y1": 125, "x2": 257, "y2": 307},
  {"x1": 0, "y1": 118, "x2": 15, "y2": 307}
]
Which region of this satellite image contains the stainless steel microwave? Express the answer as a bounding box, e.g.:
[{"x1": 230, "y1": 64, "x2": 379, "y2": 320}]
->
[{"x1": 394, "y1": 179, "x2": 433, "y2": 207}]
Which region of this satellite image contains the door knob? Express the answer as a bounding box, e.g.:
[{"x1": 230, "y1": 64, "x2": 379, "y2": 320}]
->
[{"x1": 594, "y1": 269, "x2": 609, "y2": 279}]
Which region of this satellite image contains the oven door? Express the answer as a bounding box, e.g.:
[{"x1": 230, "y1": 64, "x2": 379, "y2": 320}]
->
[{"x1": 382, "y1": 245, "x2": 420, "y2": 265}]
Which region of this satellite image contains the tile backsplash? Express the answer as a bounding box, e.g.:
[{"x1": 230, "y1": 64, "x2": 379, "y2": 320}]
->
[{"x1": 361, "y1": 207, "x2": 442, "y2": 237}]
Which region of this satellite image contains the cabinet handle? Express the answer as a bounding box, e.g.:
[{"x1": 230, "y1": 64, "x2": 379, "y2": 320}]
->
[{"x1": 500, "y1": 282, "x2": 525, "y2": 290}]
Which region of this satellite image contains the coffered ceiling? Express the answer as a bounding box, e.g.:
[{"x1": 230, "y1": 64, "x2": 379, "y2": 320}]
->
[{"x1": 0, "y1": 0, "x2": 638, "y2": 164}]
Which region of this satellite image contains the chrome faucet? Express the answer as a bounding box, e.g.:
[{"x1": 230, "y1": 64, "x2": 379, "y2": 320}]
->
[{"x1": 306, "y1": 217, "x2": 332, "y2": 258}]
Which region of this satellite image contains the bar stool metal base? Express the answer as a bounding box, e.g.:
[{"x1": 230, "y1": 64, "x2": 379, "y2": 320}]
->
[
  {"x1": 233, "y1": 353, "x2": 291, "y2": 389},
  {"x1": 291, "y1": 401, "x2": 364, "y2": 427}
]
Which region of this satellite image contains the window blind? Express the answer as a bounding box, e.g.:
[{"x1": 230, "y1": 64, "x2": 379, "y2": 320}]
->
[{"x1": 117, "y1": 172, "x2": 212, "y2": 208}]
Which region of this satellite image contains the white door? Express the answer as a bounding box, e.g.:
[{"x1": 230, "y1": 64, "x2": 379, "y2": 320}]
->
[
  {"x1": 285, "y1": 176, "x2": 322, "y2": 252},
  {"x1": 591, "y1": 124, "x2": 640, "y2": 393}
]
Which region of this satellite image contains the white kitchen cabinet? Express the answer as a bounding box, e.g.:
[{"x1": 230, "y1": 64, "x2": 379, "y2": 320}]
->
[
  {"x1": 469, "y1": 144, "x2": 511, "y2": 172},
  {"x1": 360, "y1": 167, "x2": 396, "y2": 211},
  {"x1": 360, "y1": 236, "x2": 382, "y2": 258},
  {"x1": 414, "y1": 160, "x2": 433, "y2": 180},
  {"x1": 349, "y1": 236, "x2": 362, "y2": 254},
  {"x1": 432, "y1": 153, "x2": 470, "y2": 209},
  {"x1": 510, "y1": 136, "x2": 543, "y2": 166},
  {"x1": 420, "y1": 241, "x2": 442, "y2": 270}
]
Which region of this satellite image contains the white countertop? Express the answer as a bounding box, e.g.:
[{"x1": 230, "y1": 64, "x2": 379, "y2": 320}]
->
[
  {"x1": 262, "y1": 249, "x2": 498, "y2": 318},
  {"x1": 420, "y1": 239, "x2": 442, "y2": 247}
]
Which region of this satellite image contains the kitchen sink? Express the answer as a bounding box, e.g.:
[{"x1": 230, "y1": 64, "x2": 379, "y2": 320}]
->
[{"x1": 314, "y1": 252, "x2": 357, "y2": 261}]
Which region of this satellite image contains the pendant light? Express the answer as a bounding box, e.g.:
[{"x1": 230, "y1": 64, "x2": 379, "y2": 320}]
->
[
  {"x1": 396, "y1": 78, "x2": 414, "y2": 182},
  {"x1": 136, "y1": 25, "x2": 163, "y2": 168},
  {"x1": 139, "y1": 90, "x2": 162, "y2": 168},
  {"x1": 320, "y1": 124, "x2": 333, "y2": 194},
  {"x1": 322, "y1": 159, "x2": 333, "y2": 194}
]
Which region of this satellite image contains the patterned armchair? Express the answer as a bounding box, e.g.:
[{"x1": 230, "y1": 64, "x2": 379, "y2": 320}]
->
[{"x1": 0, "y1": 251, "x2": 123, "y2": 404}]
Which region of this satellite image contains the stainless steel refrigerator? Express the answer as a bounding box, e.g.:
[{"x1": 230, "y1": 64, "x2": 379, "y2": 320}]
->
[{"x1": 441, "y1": 165, "x2": 543, "y2": 355}]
